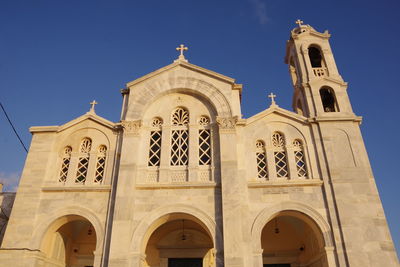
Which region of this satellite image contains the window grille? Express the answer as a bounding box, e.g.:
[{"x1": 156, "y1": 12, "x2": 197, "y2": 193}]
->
[
  {"x1": 94, "y1": 145, "x2": 107, "y2": 183},
  {"x1": 272, "y1": 132, "x2": 288, "y2": 178},
  {"x1": 59, "y1": 146, "x2": 72, "y2": 183},
  {"x1": 171, "y1": 108, "x2": 189, "y2": 166},
  {"x1": 255, "y1": 141, "x2": 268, "y2": 179},
  {"x1": 75, "y1": 138, "x2": 92, "y2": 184},
  {"x1": 198, "y1": 116, "x2": 211, "y2": 166},
  {"x1": 148, "y1": 118, "x2": 163, "y2": 167},
  {"x1": 293, "y1": 140, "x2": 307, "y2": 178}
]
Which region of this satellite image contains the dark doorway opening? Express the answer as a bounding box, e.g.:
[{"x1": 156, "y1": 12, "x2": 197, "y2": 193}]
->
[{"x1": 169, "y1": 258, "x2": 202, "y2": 267}]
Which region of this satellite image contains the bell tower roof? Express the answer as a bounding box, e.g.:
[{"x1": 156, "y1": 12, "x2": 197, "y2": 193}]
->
[{"x1": 289, "y1": 20, "x2": 330, "y2": 41}]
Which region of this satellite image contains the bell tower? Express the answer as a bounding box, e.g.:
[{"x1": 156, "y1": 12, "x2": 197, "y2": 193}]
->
[{"x1": 285, "y1": 20, "x2": 354, "y2": 117}]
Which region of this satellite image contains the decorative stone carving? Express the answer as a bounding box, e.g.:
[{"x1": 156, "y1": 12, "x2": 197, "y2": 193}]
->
[
  {"x1": 216, "y1": 116, "x2": 238, "y2": 130},
  {"x1": 121, "y1": 120, "x2": 142, "y2": 135}
]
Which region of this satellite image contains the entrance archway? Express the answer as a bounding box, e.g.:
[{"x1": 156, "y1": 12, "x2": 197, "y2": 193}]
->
[
  {"x1": 143, "y1": 213, "x2": 214, "y2": 267},
  {"x1": 260, "y1": 211, "x2": 327, "y2": 267},
  {"x1": 40, "y1": 215, "x2": 97, "y2": 267}
]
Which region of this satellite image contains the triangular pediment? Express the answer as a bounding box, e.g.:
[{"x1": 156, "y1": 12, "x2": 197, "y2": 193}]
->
[
  {"x1": 126, "y1": 60, "x2": 236, "y2": 87},
  {"x1": 30, "y1": 112, "x2": 116, "y2": 133},
  {"x1": 245, "y1": 104, "x2": 308, "y2": 125}
]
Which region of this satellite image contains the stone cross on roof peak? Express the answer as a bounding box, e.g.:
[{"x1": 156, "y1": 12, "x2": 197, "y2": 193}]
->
[
  {"x1": 89, "y1": 100, "x2": 98, "y2": 113},
  {"x1": 268, "y1": 92, "x2": 278, "y2": 107},
  {"x1": 175, "y1": 44, "x2": 189, "y2": 63}
]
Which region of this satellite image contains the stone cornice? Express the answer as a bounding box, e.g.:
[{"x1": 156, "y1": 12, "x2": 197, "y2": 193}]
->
[{"x1": 121, "y1": 120, "x2": 142, "y2": 135}]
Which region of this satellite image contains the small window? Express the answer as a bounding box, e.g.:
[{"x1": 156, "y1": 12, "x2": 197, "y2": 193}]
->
[
  {"x1": 94, "y1": 145, "x2": 107, "y2": 183},
  {"x1": 148, "y1": 118, "x2": 163, "y2": 167},
  {"x1": 59, "y1": 146, "x2": 72, "y2": 183},
  {"x1": 293, "y1": 140, "x2": 307, "y2": 178},
  {"x1": 320, "y1": 87, "x2": 338, "y2": 112},
  {"x1": 198, "y1": 116, "x2": 211, "y2": 166},
  {"x1": 255, "y1": 140, "x2": 268, "y2": 179}
]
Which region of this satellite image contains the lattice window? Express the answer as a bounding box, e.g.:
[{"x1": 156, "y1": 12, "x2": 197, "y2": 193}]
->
[
  {"x1": 293, "y1": 140, "x2": 308, "y2": 178},
  {"x1": 199, "y1": 132, "x2": 211, "y2": 166},
  {"x1": 255, "y1": 140, "x2": 268, "y2": 179},
  {"x1": 75, "y1": 138, "x2": 92, "y2": 184},
  {"x1": 171, "y1": 130, "x2": 189, "y2": 166},
  {"x1": 59, "y1": 146, "x2": 72, "y2": 183},
  {"x1": 171, "y1": 108, "x2": 189, "y2": 166},
  {"x1": 199, "y1": 116, "x2": 211, "y2": 165},
  {"x1": 94, "y1": 145, "x2": 107, "y2": 183},
  {"x1": 148, "y1": 118, "x2": 163, "y2": 167},
  {"x1": 272, "y1": 132, "x2": 288, "y2": 178}
]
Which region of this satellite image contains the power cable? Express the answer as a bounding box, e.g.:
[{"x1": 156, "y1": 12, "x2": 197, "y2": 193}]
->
[{"x1": 0, "y1": 102, "x2": 28, "y2": 153}]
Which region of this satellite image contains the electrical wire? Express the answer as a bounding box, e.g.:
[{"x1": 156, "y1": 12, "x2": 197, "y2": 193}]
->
[{"x1": 0, "y1": 102, "x2": 28, "y2": 153}]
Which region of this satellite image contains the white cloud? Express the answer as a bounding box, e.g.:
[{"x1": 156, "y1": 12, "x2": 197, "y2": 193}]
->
[
  {"x1": 249, "y1": 0, "x2": 269, "y2": 25},
  {"x1": 0, "y1": 172, "x2": 21, "y2": 192}
]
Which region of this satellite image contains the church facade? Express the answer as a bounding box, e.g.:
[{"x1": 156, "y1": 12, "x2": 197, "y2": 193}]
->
[{"x1": 0, "y1": 23, "x2": 398, "y2": 267}]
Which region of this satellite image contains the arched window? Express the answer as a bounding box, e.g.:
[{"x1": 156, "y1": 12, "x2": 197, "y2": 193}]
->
[
  {"x1": 148, "y1": 118, "x2": 163, "y2": 167},
  {"x1": 255, "y1": 140, "x2": 268, "y2": 179},
  {"x1": 308, "y1": 46, "x2": 322, "y2": 68},
  {"x1": 94, "y1": 145, "x2": 107, "y2": 183},
  {"x1": 198, "y1": 116, "x2": 211, "y2": 165},
  {"x1": 170, "y1": 108, "x2": 189, "y2": 166},
  {"x1": 59, "y1": 146, "x2": 72, "y2": 183},
  {"x1": 272, "y1": 132, "x2": 288, "y2": 178},
  {"x1": 320, "y1": 87, "x2": 338, "y2": 112},
  {"x1": 293, "y1": 140, "x2": 308, "y2": 178},
  {"x1": 75, "y1": 138, "x2": 92, "y2": 184}
]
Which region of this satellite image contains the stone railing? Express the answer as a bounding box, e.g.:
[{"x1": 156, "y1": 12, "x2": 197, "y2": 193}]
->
[
  {"x1": 313, "y1": 67, "x2": 327, "y2": 77},
  {"x1": 138, "y1": 167, "x2": 214, "y2": 184}
]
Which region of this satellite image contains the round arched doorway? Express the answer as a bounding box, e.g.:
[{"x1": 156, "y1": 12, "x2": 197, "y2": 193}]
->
[
  {"x1": 143, "y1": 213, "x2": 214, "y2": 267},
  {"x1": 40, "y1": 215, "x2": 97, "y2": 267},
  {"x1": 260, "y1": 211, "x2": 328, "y2": 267}
]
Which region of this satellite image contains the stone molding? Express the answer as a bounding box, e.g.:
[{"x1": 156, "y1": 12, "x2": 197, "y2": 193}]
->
[{"x1": 121, "y1": 120, "x2": 142, "y2": 135}]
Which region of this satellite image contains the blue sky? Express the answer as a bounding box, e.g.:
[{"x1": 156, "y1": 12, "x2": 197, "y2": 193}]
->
[{"x1": 1, "y1": 0, "x2": 399, "y2": 256}]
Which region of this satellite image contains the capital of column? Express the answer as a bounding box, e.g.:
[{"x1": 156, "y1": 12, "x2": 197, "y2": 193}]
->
[
  {"x1": 121, "y1": 120, "x2": 142, "y2": 136},
  {"x1": 216, "y1": 116, "x2": 238, "y2": 131}
]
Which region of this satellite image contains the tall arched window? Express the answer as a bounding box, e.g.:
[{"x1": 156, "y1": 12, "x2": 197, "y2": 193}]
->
[
  {"x1": 272, "y1": 132, "x2": 288, "y2": 178},
  {"x1": 59, "y1": 146, "x2": 72, "y2": 183},
  {"x1": 148, "y1": 118, "x2": 163, "y2": 167},
  {"x1": 308, "y1": 46, "x2": 322, "y2": 68},
  {"x1": 75, "y1": 138, "x2": 92, "y2": 184},
  {"x1": 94, "y1": 145, "x2": 107, "y2": 183},
  {"x1": 198, "y1": 116, "x2": 211, "y2": 165},
  {"x1": 255, "y1": 140, "x2": 268, "y2": 179},
  {"x1": 293, "y1": 140, "x2": 308, "y2": 178},
  {"x1": 170, "y1": 108, "x2": 189, "y2": 166},
  {"x1": 320, "y1": 87, "x2": 338, "y2": 112}
]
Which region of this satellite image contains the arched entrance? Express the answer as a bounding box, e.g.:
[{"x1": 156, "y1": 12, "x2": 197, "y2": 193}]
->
[
  {"x1": 40, "y1": 215, "x2": 97, "y2": 267},
  {"x1": 143, "y1": 213, "x2": 215, "y2": 267},
  {"x1": 260, "y1": 211, "x2": 327, "y2": 267}
]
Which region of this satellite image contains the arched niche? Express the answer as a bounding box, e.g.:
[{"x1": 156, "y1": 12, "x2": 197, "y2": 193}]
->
[
  {"x1": 251, "y1": 202, "x2": 335, "y2": 267},
  {"x1": 39, "y1": 215, "x2": 97, "y2": 267}
]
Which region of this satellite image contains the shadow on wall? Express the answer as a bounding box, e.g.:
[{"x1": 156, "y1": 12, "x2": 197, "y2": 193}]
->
[{"x1": 0, "y1": 186, "x2": 16, "y2": 246}]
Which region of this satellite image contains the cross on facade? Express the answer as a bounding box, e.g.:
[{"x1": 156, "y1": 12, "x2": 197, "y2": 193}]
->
[
  {"x1": 295, "y1": 19, "x2": 304, "y2": 27},
  {"x1": 90, "y1": 100, "x2": 98, "y2": 113},
  {"x1": 176, "y1": 44, "x2": 188, "y2": 60},
  {"x1": 268, "y1": 93, "x2": 277, "y2": 105}
]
